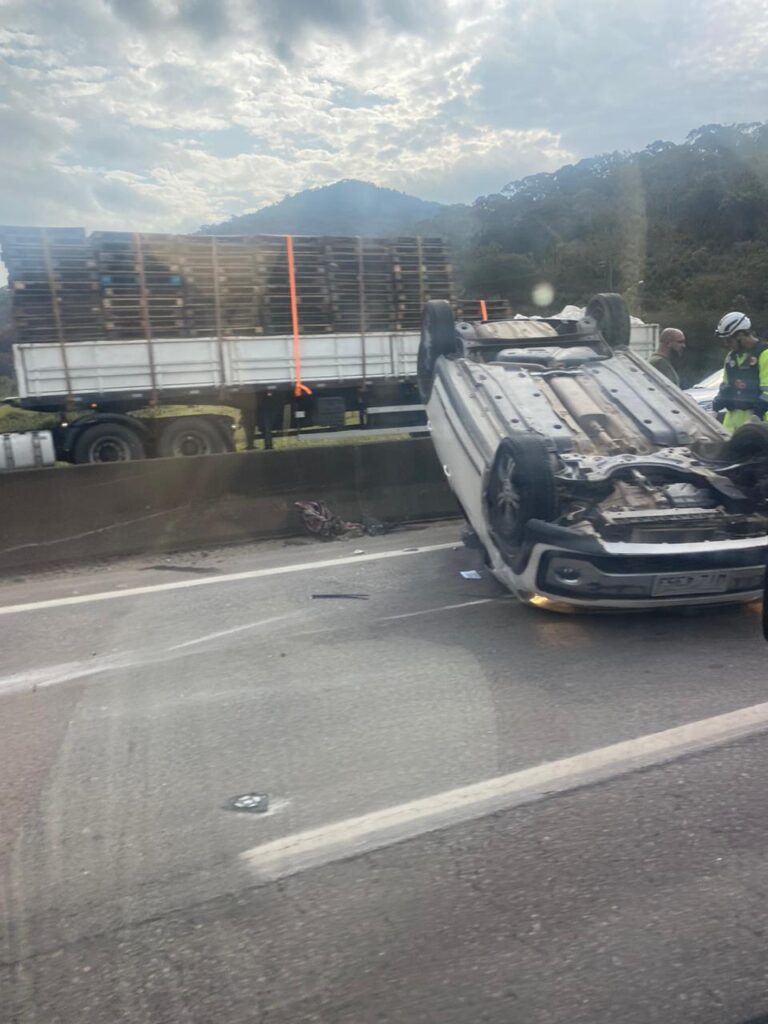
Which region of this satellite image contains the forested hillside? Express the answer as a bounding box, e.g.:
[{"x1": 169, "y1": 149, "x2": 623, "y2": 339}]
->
[{"x1": 453, "y1": 123, "x2": 768, "y2": 380}]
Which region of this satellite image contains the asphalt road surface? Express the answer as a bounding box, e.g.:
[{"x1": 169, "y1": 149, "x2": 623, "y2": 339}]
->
[{"x1": 3, "y1": 521, "x2": 768, "y2": 1024}]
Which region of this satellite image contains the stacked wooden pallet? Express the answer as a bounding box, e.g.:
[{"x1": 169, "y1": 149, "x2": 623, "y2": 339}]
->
[
  {"x1": 0, "y1": 226, "x2": 103, "y2": 344},
  {"x1": 456, "y1": 298, "x2": 513, "y2": 322},
  {"x1": 0, "y1": 229, "x2": 456, "y2": 343},
  {"x1": 91, "y1": 232, "x2": 186, "y2": 339},
  {"x1": 323, "y1": 237, "x2": 396, "y2": 332},
  {"x1": 393, "y1": 237, "x2": 453, "y2": 330},
  {"x1": 178, "y1": 235, "x2": 261, "y2": 337},
  {"x1": 257, "y1": 234, "x2": 334, "y2": 335}
]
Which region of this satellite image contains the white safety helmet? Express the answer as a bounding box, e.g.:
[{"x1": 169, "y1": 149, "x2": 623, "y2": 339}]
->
[{"x1": 715, "y1": 311, "x2": 751, "y2": 339}]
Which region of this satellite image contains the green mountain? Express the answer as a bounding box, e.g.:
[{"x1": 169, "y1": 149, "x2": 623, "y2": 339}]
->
[{"x1": 200, "y1": 179, "x2": 445, "y2": 237}]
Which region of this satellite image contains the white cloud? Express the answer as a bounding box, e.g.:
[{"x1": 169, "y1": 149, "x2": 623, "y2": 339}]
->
[{"x1": 0, "y1": 0, "x2": 766, "y2": 232}]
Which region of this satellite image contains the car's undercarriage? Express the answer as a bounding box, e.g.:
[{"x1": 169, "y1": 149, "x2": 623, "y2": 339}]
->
[{"x1": 420, "y1": 293, "x2": 768, "y2": 607}]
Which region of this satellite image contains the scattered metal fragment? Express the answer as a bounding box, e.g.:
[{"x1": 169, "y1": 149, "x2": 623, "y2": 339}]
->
[
  {"x1": 312, "y1": 593, "x2": 369, "y2": 600},
  {"x1": 141, "y1": 565, "x2": 218, "y2": 575},
  {"x1": 228, "y1": 793, "x2": 270, "y2": 814},
  {"x1": 460, "y1": 570, "x2": 482, "y2": 580}
]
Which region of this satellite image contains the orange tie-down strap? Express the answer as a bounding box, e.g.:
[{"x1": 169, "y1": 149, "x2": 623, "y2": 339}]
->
[
  {"x1": 285, "y1": 234, "x2": 313, "y2": 398},
  {"x1": 479, "y1": 299, "x2": 488, "y2": 322}
]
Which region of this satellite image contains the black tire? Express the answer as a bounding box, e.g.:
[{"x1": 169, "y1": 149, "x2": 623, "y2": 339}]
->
[
  {"x1": 157, "y1": 418, "x2": 227, "y2": 458},
  {"x1": 485, "y1": 435, "x2": 559, "y2": 555},
  {"x1": 726, "y1": 422, "x2": 768, "y2": 461},
  {"x1": 72, "y1": 422, "x2": 146, "y2": 464},
  {"x1": 585, "y1": 293, "x2": 631, "y2": 348},
  {"x1": 417, "y1": 300, "x2": 458, "y2": 401}
]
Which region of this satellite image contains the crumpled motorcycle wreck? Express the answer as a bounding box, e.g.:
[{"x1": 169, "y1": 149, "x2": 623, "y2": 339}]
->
[{"x1": 420, "y1": 294, "x2": 768, "y2": 610}]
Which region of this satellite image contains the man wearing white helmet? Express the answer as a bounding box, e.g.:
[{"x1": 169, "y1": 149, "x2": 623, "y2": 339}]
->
[{"x1": 712, "y1": 312, "x2": 768, "y2": 432}]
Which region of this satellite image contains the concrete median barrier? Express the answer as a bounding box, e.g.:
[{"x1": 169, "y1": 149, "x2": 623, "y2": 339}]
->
[{"x1": 0, "y1": 439, "x2": 460, "y2": 574}]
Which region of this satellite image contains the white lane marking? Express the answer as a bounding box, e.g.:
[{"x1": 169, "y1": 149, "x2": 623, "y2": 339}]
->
[
  {"x1": 241, "y1": 699, "x2": 768, "y2": 882},
  {"x1": 0, "y1": 542, "x2": 456, "y2": 618},
  {"x1": 169, "y1": 613, "x2": 297, "y2": 650},
  {"x1": 0, "y1": 652, "x2": 140, "y2": 696},
  {"x1": 376, "y1": 598, "x2": 498, "y2": 622}
]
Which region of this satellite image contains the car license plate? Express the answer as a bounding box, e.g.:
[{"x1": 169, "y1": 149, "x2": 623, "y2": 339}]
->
[{"x1": 651, "y1": 571, "x2": 730, "y2": 597}]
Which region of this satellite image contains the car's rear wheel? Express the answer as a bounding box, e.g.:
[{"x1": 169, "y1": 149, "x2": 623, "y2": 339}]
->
[
  {"x1": 486, "y1": 435, "x2": 559, "y2": 557},
  {"x1": 585, "y1": 293, "x2": 631, "y2": 348},
  {"x1": 726, "y1": 421, "x2": 768, "y2": 460},
  {"x1": 417, "y1": 300, "x2": 459, "y2": 401}
]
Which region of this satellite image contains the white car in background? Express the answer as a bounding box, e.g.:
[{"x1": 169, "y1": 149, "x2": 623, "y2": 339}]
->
[{"x1": 686, "y1": 368, "x2": 723, "y2": 415}]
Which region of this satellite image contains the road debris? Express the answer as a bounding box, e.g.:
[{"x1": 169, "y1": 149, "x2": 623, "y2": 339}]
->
[
  {"x1": 227, "y1": 793, "x2": 270, "y2": 814},
  {"x1": 295, "y1": 501, "x2": 364, "y2": 539},
  {"x1": 141, "y1": 564, "x2": 218, "y2": 575},
  {"x1": 460, "y1": 570, "x2": 483, "y2": 580},
  {"x1": 312, "y1": 593, "x2": 370, "y2": 600},
  {"x1": 295, "y1": 503, "x2": 393, "y2": 540}
]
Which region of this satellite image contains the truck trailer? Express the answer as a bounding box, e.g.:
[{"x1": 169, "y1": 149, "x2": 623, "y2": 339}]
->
[{"x1": 0, "y1": 226, "x2": 658, "y2": 467}]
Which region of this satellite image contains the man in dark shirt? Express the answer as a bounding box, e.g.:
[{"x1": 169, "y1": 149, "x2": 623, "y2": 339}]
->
[{"x1": 649, "y1": 327, "x2": 686, "y2": 385}]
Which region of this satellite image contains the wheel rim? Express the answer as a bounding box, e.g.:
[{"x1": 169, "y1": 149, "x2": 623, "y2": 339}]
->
[
  {"x1": 173, "y1": 433, "x2": 210, "y2": 456},
  {"x1": 588, "y1": 302, "x2": 606, "y2": 330},
  {"x1": 494, "y1": 454, "x2": 521, "y2": 536},
  {"x1": 89, "y1": 436, "x2": 132, "y2": 462}
]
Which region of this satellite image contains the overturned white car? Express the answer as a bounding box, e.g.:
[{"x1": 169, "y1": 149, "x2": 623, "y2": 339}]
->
[{"x1": 419, "y1": 294, "x2": 768, "y2": 610}]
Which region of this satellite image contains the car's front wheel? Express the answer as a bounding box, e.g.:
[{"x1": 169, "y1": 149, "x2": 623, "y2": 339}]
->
[{"x1": 486, "y1": 434, "x2": 559, "y2": 558}]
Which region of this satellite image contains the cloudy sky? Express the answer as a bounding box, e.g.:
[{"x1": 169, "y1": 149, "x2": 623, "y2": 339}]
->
[{"x1": 1, "y1": 0, "x2": 767, "y2": 234}]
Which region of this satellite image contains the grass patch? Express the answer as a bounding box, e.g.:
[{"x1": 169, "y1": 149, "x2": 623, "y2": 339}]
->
[
  {"x1": 0, "y1": 400, "x2": 414, "y2": 454},
  {"x1": 270, "y1": 432, "x2": 410, "y2": 449},
  {"x1": 0, "y1": 404, "x2": 57, "y2": 433}
]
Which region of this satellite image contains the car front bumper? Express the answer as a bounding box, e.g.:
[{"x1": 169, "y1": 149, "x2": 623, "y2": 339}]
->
[{"x1": 496, "y1": 521, "x2": 767, "y2": 610}]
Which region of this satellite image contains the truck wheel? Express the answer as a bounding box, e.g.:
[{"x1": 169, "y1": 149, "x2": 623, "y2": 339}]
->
[
  {"x1": 585, "y1": 293, "x2": 631, "y2": 348},
  {"x1": 486, "y1": 435, "x2": 559, "y2": 556},
  {"x1": 157, "y1": 418, "x2": 227, "y2": 458},
  {"x1": 418, "y1": 300, "x2": 458, "y2": 401},
  {"x1": 72, "y1": 423, "x2": 146, "y2": 463}
]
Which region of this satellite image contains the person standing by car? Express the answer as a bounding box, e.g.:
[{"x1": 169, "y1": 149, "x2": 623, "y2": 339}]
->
[
  {"x1": 712, "y1": 312, "x2": 768, "y2": 432},
  {"x1": 650, "y1": 327, "x2": 686, "y2": 385}
]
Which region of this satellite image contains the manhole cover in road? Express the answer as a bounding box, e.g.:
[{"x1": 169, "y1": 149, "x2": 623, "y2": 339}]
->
[{"x1": 228, "y1": 793, "x2": 270, "y2": 814}]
